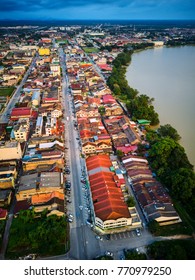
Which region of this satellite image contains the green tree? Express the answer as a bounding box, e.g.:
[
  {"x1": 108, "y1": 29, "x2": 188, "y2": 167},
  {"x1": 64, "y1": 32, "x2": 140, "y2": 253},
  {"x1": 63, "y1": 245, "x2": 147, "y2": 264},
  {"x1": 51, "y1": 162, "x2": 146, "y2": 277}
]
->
[
  {"x1": 158, "y1": 124, "x2": 181, "y2": 142},
  {"x1": 98, "y1": 106, "x2": 106, "y2": 116},
  {"x1": 169, "y1": 168, "x2": 195, "y2": 202},
  {"x1": 116, "y1": 149, "x2": 124, "y2": 160},
  {"x1": 126, "y1": 196, "x2": 136, "y2": 207}
]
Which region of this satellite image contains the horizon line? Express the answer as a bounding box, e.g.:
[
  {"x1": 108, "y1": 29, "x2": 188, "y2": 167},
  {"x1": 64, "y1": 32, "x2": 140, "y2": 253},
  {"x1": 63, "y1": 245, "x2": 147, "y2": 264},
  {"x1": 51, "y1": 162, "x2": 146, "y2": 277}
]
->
[{"x1": 0, "y1": 18, "x2": 195, "y2": 21}]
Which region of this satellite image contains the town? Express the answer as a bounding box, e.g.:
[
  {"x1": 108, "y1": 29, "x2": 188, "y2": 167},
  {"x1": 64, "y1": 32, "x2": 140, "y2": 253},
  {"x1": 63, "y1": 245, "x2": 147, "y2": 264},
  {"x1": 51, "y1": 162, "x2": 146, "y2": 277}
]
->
[{"x1": 0, "y1": 21, "x2": 194, "y2": 260}]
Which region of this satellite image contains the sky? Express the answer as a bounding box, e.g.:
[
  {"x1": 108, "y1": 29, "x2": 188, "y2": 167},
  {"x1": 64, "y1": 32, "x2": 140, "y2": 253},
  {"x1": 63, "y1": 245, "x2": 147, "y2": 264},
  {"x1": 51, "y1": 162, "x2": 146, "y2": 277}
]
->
[{"x1": 0, "y1": 0, "x2": 194, "y2": 21}]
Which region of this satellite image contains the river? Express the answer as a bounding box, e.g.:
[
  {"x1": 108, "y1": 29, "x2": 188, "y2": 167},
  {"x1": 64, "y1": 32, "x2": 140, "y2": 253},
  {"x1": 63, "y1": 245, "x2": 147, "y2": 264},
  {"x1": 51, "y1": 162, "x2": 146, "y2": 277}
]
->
[{"x1": 126, "y1": 45, "x2": 195, "y2": 167}]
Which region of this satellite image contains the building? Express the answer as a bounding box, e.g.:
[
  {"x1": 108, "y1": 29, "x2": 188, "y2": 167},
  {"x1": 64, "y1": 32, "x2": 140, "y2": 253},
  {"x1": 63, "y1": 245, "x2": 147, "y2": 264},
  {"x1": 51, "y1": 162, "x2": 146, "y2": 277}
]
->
[
  {"x1": 34, "y1": 115, "x2": 43, "y2": 137},
  {"x1": 12, "y1": 118, "x2": 30, "y2": 142},
  {"x1": 16, "y1": 172, "x2": 64, "y2": 201},
  {"x1": 86, "y1": 155, "x2": 137, "y2": 232},
  {"x1": 0, "y1": 141, "x2": 22, "y2": 161},
  {"x1": 39, "y1": 48, "x2": 50, "y2": 56},
  {"x1": 45, "y1": 116, "x2": 57, "y2": 136},
  {"x1": 50, "y1": 63, "x2": 61, "y2": 76},
  {"x1": 32, "y1": 91, "x2": 41, "y2": 107},
  {"x1": 10, "y1": 107, "x2": 33, "y2": 121}
]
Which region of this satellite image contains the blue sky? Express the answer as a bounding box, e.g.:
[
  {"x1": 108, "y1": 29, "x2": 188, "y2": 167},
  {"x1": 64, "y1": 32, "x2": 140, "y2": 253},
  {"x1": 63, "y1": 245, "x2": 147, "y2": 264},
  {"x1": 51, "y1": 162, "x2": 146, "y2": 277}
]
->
[{"x1": 0, "y1": 0, "x2": 194, "y2": 20}]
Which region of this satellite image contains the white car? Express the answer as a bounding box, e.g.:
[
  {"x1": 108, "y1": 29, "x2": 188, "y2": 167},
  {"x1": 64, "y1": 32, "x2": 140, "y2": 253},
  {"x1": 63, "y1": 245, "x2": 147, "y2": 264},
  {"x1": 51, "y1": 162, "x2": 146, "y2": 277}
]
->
[
  {"x1": 95, "y1": 235, "x2": 103, "y2": 241},
  {"x1": 105, "y1": 251, "x2": 113, "y2": 257},
  {"x1": 136, "y1": 228, "x2": 141, "y2": 236}
]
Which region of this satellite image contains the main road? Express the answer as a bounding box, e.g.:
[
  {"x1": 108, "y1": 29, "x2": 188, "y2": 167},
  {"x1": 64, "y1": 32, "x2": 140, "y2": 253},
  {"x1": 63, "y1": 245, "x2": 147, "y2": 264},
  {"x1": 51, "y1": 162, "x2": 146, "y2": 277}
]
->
[{"x1": 59, "y1": 48, "x2": 101, "y2": 260}]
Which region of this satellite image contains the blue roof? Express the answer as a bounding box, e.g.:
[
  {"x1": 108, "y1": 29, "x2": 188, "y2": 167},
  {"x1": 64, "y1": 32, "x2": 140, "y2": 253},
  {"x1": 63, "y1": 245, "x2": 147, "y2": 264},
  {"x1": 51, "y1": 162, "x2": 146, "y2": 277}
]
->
[{"x1": 32, "y1": 91, "x2": 40, "y2": 100}]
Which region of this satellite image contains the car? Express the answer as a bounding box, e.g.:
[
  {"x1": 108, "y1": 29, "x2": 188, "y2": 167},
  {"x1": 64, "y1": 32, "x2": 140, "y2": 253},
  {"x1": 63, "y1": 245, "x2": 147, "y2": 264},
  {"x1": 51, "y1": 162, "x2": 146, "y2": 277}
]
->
[
  {"x1": 106, "y1": 234, "x2": 111, "y2": 240},
  {"x1": 95, "y1": 235, "x2": 103, "y2": 241},
  {"x1": 105, "y1": 251, "x2": 113, "y2": 257},
  {"x1": 68, "y1": 218, "x2": 73, "y2": 223},
  {"x1": 86, "y1": 220, "x2": 93, "y2": 228},
  {"x1": 68, "y1": 213, "x2": 74, "y2": 218}
]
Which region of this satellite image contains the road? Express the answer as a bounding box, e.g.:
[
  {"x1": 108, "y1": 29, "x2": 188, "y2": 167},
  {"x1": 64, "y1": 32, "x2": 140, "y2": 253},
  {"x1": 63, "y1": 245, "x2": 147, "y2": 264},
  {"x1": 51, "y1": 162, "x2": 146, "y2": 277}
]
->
[
  {"x1": 59, "y1": 48, "x2": 101, "y2": 260},
  {"x1": 0, "y1": 53, "x2": 38, "y2": 123}
]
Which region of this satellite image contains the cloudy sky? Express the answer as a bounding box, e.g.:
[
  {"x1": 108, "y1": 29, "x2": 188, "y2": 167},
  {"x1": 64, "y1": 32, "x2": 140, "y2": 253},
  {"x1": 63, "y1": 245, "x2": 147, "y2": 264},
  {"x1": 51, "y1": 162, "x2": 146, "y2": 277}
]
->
[{"x1": 0, "y1": 0, "x2": 194, "y2": 20}]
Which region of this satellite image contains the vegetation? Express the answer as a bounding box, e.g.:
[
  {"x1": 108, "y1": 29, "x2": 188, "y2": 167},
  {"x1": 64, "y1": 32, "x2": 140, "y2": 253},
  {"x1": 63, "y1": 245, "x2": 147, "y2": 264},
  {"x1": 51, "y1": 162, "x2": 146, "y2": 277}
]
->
[
  {"x1": 107, "y1": 46, "x2": 159, "y2": 125},
  {"x1": 95, "y1": 255, "x2": 113, "y2": 260},
  {"x1": 126, "y1": 196, "x2": 136, "y2": 207},
  {"x1": 0, "y1": 220, "x2": 6, "y2": 250},
  {"x1": 0, "y1": 87, "x2": 15, "y2": 97},
  {"x1": 6, "y1": 209, "x2": 69, "y2": 259},
  {"x1": 83, "y1": 47, "x2": 99, "y2": 53},
  {"x1": 116, "y1": 149, "x2": 124, "y2": 160},
  {"x1": 98, "y1": 105, "x2": 106, "y2": 116},
  {"x1": 147, "y1": 125, "x2": 195, "y2": 219},
  {"x1": 124, "y1": 249, "x2": 147, "y2": 260},
  {"x1": 147, "y1": 240, "x2": 195, "y2": 260}
]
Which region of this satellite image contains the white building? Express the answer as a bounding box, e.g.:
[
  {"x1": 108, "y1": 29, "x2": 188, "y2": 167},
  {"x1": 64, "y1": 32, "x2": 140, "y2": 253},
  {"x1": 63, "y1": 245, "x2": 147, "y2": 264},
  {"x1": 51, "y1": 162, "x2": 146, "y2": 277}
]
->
[{"x1": 12, "y1": 118, "x2": 30, "y2": 142}]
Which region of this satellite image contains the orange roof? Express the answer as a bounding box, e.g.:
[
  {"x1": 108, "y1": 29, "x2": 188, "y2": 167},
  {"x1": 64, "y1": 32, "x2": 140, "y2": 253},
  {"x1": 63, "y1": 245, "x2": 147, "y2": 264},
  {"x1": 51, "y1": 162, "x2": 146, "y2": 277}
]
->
[
  {"x1": 31, "y1": 191, "x2": 64, "y2": 204},
  {"x1": 86, "y1": 155, "x2": 131, "y2": 222},
  {"x1": 86, "y1": 154, "x2": 111, "y2": 171}
]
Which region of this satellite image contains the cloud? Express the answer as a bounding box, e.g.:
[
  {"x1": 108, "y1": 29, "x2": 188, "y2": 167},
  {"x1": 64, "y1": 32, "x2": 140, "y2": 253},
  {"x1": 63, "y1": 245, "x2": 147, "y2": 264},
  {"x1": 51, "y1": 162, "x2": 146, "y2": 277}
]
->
[
  {"x1": 0, "y1": 0, "x2": 185, "y2": 12},
  {"x1": 0, "y1": 0, "x2": 194, "y2": 19}
]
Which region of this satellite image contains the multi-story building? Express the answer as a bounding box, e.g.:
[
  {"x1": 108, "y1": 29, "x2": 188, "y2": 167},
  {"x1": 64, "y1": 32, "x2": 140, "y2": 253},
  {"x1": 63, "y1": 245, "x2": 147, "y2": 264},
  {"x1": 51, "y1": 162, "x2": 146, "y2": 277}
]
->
[{"x1": 12, "y1": 118, "x2": 30, "y2": 142}]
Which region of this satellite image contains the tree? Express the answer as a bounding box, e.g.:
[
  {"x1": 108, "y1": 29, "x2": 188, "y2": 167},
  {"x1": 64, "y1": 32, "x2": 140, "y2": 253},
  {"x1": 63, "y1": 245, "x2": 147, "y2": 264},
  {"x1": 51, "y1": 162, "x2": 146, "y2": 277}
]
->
[
  {"x1": 116, "y1": 149, "x2": 124, "y2": 160},
  {"x1": 148, "y1": 220, "x2": 161, "y2": 235},
  {"x1": 148, "y1": 137, "x2": 177, "y2": 170},
  {"x1": 169, "y1": 168, "x2": 195, "y2": 202},
  {"x1": 126, "y1": 196, "x2": 136, "y2": 207},
  {"x1": 98, "y1": 106, "x2": 106, "y2": 116},
  {"x1": 158, "y1": 124, "x2": 181, "y2": 142}
]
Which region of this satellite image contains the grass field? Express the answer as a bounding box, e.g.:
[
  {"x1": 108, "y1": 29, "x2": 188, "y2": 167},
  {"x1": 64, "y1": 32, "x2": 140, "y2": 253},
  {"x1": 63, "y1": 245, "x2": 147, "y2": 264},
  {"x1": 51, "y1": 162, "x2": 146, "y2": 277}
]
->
[
  {"x1": 0, "y1": 87, "x2": 15, "y2": 97},
  {"x1": 83, "y1": 47, "x2": 99, "y2": 53}
]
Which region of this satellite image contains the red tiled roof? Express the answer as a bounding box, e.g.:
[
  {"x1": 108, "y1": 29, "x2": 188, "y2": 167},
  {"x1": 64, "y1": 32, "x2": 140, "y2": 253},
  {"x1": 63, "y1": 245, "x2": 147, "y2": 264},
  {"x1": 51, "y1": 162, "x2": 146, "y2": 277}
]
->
[
  {"x1": 102, "y1": 94, "x2": 116, "y2": 104},
  {"x1": 11, "y1": 107, "x2": 31, "y2": 116},
  {"x1": 86, "y1": 154, "x2": 111, "y2": 171},
  {"x1": 86, "y1": 155, "x2": 131, "y2": 221},
  {"x1": 97, "y1": 64, "x2": 112, "y2": 71},
  {"x1": 31, "y1": 191, "x2": 64, "y2": 204},
  {"x1": 116, "y1": 145, "x2": 137, "y2": 154}
]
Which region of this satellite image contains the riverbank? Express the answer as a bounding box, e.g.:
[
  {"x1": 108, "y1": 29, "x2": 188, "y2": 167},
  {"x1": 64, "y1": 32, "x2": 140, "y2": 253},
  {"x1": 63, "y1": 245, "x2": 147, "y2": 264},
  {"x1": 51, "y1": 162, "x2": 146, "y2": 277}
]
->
[{"x1": 125, "y1": 45, "x2": 195, "y2": 167}]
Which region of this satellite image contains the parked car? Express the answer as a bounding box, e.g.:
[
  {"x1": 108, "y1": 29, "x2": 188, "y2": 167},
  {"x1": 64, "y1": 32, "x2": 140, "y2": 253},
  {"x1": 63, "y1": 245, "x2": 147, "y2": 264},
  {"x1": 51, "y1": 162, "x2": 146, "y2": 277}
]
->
[
  {"x1": 95, "y1": 235, "x2": 103, "y2": 241},
  {"x1": 106, "y1": 234, "x2": 111, "y2": 240},
  {"x1": 136, "y1": 228, "x2": 141, "y2": 236},
  {"x1": 105, "y1": 251, "x2": 113, "y2": 257}
]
